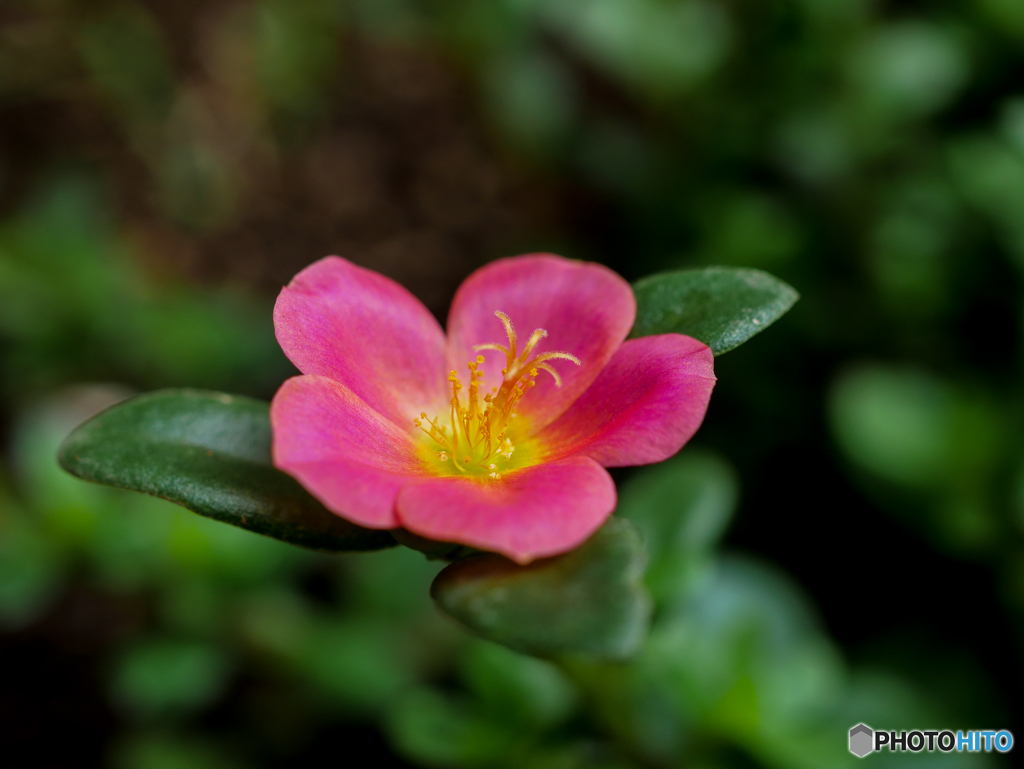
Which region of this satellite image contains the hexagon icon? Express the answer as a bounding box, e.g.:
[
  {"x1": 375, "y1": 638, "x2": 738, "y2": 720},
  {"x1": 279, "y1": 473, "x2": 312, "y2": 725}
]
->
[{"x1": 849, "y1": 724, "x2": 874, "y2": 758}]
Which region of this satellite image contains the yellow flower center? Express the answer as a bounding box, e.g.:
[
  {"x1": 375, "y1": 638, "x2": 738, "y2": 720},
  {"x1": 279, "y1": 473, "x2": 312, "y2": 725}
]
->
[{"x1": 414, "y1": 310, "x2": 580, "y2": 479}]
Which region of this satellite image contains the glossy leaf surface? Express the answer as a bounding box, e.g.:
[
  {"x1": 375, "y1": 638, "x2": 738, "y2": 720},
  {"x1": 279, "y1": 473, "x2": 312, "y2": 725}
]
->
[
  {"x1": 631, "y1": 267, "x2": 798, "y2": 355},
  {"x1": 431, "y1": 517, "x2": 650, "y2": 660},
  {"x1": 58, "y1": 389, "x2": 395, "y2": 552}
]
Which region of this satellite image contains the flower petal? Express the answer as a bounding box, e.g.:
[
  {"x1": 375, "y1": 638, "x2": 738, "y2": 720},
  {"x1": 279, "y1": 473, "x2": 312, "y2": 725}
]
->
[
  {"x1": 446, "y1": 254, "x2": 635, "y2": 433},
  {"x1": 537, "y1": 334, "x2": 715, "y2": 467},
  {"x1": 396, "y1": 456, "x2": 616, "y2": 564},
  {"x1": 274, "y1": 256, "x2": 449, "y2": 427},
  {"x1": 271, "y1": 375, "x2": 425, "y2": 529}
]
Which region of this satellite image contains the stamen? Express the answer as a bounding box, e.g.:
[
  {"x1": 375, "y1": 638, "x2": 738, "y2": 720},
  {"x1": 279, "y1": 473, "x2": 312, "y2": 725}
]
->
[{"x1": 415, "y1": 309, "x2": 579, "y2": 479}]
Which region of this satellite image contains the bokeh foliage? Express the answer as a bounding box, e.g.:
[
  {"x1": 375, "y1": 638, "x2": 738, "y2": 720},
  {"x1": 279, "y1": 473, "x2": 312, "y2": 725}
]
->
[
  {"x1": 1, "y1": 0, "x2": 1021, "y2": 766},
  {"x1": 4, "y1": 402, "x2": 991, "y2": 768}
]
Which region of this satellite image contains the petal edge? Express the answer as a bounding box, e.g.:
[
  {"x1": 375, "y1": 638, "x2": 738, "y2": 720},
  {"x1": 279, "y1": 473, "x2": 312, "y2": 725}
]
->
[
  {"x1": 446, "y1": 254, "x2": 636, "y2": 434},
  {"x1": 538, "y1": 334, "x2": 715, "y2": 467},
  {"x1": 396, "y1": 456, "x2": 616, "y2": 563},
  {"x1": 274, "y1": 256, "x2": 449, "y2": 428},
  {"x1": 271, "y1": 375, "x2": 425, "y2": 529}
]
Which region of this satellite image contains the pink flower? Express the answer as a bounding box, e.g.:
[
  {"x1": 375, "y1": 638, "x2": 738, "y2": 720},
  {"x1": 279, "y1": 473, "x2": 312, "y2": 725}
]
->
[{"x1": 270, "y1": 254, "x2": 715, "y2": 563}]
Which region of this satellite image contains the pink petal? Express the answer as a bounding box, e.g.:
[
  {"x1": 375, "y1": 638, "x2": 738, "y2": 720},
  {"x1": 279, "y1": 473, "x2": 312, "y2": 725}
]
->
[
  {"x1": 274, "y1": 256, "x2": 449, "y2": 428},
  {"x1": 537, "y1": 334, "x2": 715, "y2": 467},
  {"x1": 271, "y1": 375, "x2": 426, "y2": 529},
  {"x1": 396, "y1": 456, "x2": 616, "y2": 564},
  {"x1": 446, "y1": 254, "x2": 635, "y2": 434}
]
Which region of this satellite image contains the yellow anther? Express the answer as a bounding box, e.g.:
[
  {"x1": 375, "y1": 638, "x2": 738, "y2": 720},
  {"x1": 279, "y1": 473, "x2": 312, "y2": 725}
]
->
[{"x1": 419, "y1": 310, "x2": 580, "y2": 480}]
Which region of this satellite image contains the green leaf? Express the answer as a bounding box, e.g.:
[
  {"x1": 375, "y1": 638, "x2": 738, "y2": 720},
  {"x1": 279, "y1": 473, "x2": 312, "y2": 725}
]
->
[
  {"x1": 461, "y1": 641, "x2": 578, "y2": 729},
  {"x1": 57, "y1": 389, "x2": 395, "y2": 552},
  {"x1": 387, "y1": 687, "x2": 518, "y2": 768},
  {"x1": 110, "y1": 638, "x2": 232, "y2": 717},
  {"x1": 617, "y1": 450, "x2": 738, "y2": 559},
  {"x1": 616, "y1": 450, "x2": 738, "y2": 604},
  {"x1": 630, "y1": 267, "x2": 799, "y2": 355},
  {"x1": 430, "y1": 518, "x2": 650, "y2": 660}
]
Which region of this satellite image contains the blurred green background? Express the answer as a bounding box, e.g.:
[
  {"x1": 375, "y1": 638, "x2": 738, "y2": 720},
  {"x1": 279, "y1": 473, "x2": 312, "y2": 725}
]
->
[{"x1": 1, "y1": 0, "x2": 1021, "y2": 766}]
